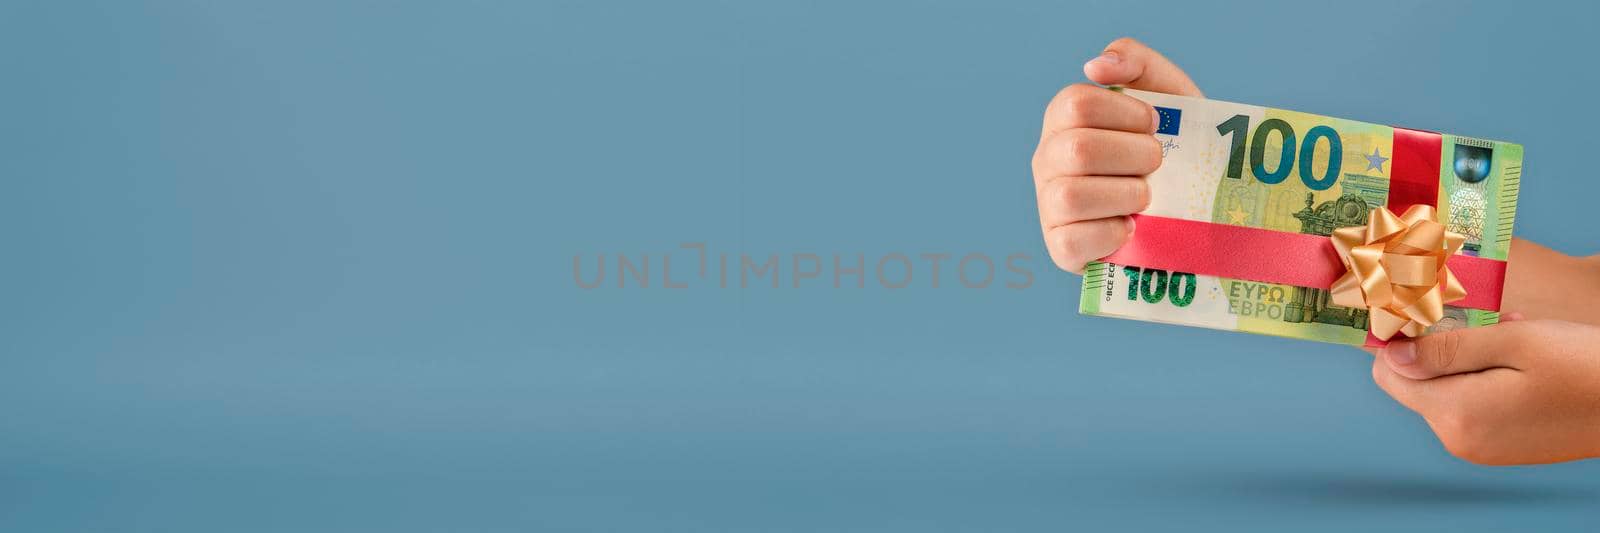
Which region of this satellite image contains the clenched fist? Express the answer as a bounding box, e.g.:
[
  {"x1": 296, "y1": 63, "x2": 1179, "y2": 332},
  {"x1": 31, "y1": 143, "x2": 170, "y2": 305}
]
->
[{"x1": 1032, "y1": 37, "x2": 1202, "y2": 273}]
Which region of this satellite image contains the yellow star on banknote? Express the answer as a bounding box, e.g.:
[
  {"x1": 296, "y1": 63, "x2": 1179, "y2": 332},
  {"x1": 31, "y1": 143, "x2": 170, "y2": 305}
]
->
[{"x1": 1226, "y1": 207, "x2": 1249, "y2": 224}]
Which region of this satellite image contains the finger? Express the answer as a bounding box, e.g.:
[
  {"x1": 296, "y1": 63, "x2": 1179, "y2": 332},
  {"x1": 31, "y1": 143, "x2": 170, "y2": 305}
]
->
[
  {"x1": 1372, "y1": 357, "x2": 1433, "y2": 413},
  {"x1": 1044, "y1": 217, "x2": 1134, "y2": 273},
  {"x1": 1380, "y1": 322, "x2": 1530, "y2": 380},
  {"x1": 1042, "y1": 84, "x2": 1159, "y2": 140},
  {"x1": 1037, "y1": 176, "x2": 1151, "y2": 229},
  {"x1": 1373, "y1": 354, "x2": 1523, "y2": 430},
  {"x1": 1034, "y1": 128, "x2": 1162, "y2": 178},
  {"x1": 1369, "y1": 356, "x2": 1503, "y2": 414},
  {"x1": 1082, "y1": 37, "x2": 1203, "y2": 97}
]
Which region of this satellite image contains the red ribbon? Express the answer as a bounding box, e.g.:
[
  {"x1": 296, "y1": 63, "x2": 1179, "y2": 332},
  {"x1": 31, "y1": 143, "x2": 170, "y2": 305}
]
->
[
  {"x1": 1104, "y1": 215, "x2": 1505, "y2": 311},
  {"x1": 1387, "y1": 127, "x2": 1443, "y2": 215},
  {"x1": 1102, "y1": 127, "x2": 1506, "y2": 345}
]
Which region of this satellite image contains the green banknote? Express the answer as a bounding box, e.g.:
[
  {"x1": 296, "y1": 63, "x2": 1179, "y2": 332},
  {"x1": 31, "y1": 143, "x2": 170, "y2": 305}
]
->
[{"x1": 1079, "y1": 89, "x2": 1522, "y2": 345}]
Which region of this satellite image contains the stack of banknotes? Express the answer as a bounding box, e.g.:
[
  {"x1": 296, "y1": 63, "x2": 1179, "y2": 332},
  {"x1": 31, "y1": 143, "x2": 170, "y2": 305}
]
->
[{"x1": 1079, "y1": 89, "x2": 1522, "y2": 345}]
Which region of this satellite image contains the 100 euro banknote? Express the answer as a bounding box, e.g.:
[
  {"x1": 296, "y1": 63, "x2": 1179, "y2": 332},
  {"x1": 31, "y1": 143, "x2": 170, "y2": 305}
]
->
[{"x1": 1079, "y1": 89, "x2": 1522, "y2": 345}]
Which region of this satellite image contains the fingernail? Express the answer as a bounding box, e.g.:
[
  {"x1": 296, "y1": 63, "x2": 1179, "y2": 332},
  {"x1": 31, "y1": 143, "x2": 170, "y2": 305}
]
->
[
  {"x1": 1151, "y1": 107, "x2": 1162, "y2": 133},
  {"x1": 1124, "y1": 216, "x2": 1136, "y2": 237},
  {"x1": 1384, "y1": 341, "x2": 1417, "y2": 366},
  {"x1": 1086, "y1": 50, "x2": 1121, "y2": 66}
]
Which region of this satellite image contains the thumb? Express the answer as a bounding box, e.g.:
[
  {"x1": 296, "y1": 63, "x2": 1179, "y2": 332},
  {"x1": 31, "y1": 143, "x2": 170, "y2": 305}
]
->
[
  {"x1": 1380, "y1": 321, "x2": 1529, "y2": 380},
  {"x1": 1083, "y1": 37, "x2": 1203, "y2": 97}
]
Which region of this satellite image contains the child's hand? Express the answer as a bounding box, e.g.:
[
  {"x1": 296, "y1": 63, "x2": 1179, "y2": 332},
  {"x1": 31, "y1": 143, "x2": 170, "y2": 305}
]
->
[
  {"x1": 1373, "y1": 315, "x2": 1600, "y2": 465},
  {"x1": 1032, "y1": 37, "x2": 1202, "y2": 273}
]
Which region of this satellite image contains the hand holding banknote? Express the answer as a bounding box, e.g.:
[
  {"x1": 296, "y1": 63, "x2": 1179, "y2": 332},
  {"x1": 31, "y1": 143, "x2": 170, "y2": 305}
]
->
[
  {"x1": 1032, "y1": 37, "x2": 1200, "y2": 273},
  {"x1": 1372, "y1": 315, "x2": 1600, "y2": 465},
  {"x1": 1035, "y1": 37, "x2": 1600, "y2": 465}
]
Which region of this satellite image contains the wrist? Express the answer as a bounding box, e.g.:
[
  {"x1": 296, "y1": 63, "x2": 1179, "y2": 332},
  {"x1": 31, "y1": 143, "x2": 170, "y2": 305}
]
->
[{"x1": 1502, "y1": 239, "x2": 1600, "y2": 324}]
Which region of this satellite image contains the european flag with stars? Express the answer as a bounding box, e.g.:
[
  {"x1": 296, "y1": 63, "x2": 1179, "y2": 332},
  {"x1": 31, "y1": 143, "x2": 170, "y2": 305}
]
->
[{"x1": 1154, "y1": 106, "x2": 1181, "y2": 135}]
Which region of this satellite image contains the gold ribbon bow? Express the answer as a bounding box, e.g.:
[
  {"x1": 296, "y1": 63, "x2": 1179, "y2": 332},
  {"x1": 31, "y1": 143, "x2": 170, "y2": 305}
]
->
[{"x1": 1330, "y1": 205, "x2": 1468, "y2": 341}]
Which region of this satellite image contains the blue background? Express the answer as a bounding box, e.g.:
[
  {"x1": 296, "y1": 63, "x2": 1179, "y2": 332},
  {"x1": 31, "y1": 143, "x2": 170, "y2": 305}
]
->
[{"x1": 4, "y1": 1, "x2": 1598, "y2": 531}]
